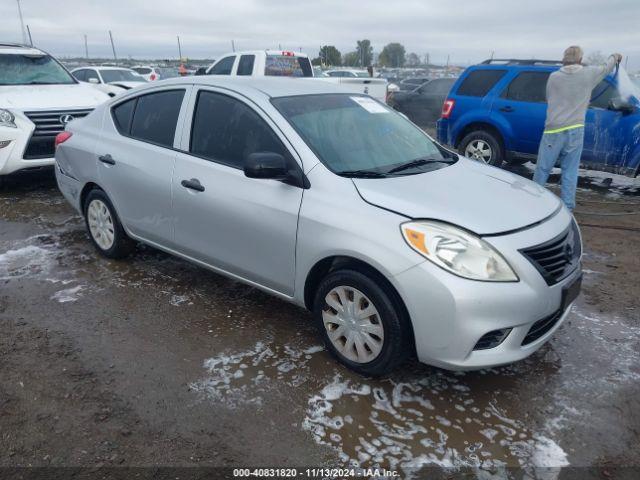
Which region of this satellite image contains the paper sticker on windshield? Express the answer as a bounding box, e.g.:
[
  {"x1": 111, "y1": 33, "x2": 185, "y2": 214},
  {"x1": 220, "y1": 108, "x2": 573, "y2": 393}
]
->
[{"x1": 350, "y1": 96, "x2": 389, "y2": 113}]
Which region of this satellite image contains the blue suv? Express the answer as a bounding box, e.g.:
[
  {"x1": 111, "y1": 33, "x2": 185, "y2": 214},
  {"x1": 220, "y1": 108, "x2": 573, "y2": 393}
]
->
[{"x1": 437, "y1": 59, "x2": 639, "y2": 176}]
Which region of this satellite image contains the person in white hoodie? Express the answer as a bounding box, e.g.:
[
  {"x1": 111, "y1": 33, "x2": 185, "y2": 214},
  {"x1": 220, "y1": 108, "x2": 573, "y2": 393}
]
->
[{"x1": 533, "y1": 46, "x2": 622, "y2": 210}]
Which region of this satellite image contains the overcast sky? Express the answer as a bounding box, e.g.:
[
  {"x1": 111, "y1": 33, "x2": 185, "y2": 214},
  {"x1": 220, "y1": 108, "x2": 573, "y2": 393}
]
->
[{"x1": 2, "y1": 0, "x2": 639, "y2": 69}]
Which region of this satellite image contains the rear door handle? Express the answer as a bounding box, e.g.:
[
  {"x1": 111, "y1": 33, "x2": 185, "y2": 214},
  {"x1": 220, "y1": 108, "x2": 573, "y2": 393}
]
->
[
  {"x1": 181, "y1": 178, "x2": 205, "y2": 192},
  {"x1": 98, "y1": 154, "x2": 115, "y2": 165},
  {"x1": 499, "y1": 106, "x2": 514, "y2": 112}
]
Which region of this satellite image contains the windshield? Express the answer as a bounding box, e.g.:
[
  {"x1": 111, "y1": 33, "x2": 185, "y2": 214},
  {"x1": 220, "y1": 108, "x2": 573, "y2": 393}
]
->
[
  {"x1": 133, "y1": 67, "x2": 152, "y2": 74},
  {"x1": 0, "y1": 54, "x2": 76, "y2": 85},
  {"x1": 265, "y1": 55, "x2": 313, "y2": 77},
  {"x1": 272, "y1": 94, "x2": 455, "y2": 176},
  {"x1": 354, "y1": 71, "x2": 371, "y2": 78},
  {"x1": 101, "y1": 69, "x2": 146, "y2": 83}
]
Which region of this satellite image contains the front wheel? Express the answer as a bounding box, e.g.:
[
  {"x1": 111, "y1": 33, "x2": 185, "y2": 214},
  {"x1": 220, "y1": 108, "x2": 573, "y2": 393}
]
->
[
  {"x1": 84, "y1": 189, "x2": 135, "y2": 259},
  {"x1": 459, "y1": 130, "x2": 504, "y2": 167},
  {"x1": 313, "y1": 269, "x2": 411, "y2": 376}
]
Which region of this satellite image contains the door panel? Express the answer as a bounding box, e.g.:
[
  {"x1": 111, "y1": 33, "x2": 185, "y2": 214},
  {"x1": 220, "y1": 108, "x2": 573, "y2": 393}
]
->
[
  {"x1": 172, "y1": 155, "x2": 302, "y2": 294},
  {"x1": 491, "y1": 71, "x2": 550, "y2": 154},
  {"x1": 96, "y1": 87, "x2": 191, "y2": 245},
  {"x1": 171, "y1": 88, "x2": 303, "y2": 295}
]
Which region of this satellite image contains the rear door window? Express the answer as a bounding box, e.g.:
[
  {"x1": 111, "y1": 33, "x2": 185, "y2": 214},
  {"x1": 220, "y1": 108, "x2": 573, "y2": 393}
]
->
[
  {"x1": 265, "y1": 55, "x2": 312, "y2": 77},
  {"x1": 237, "y1": 55, "x2": 255, "y2": 76},
  {"x1": 86, "y1": 69, "x2": 100, "y2": 83},
  {"x1": 189, "y1": 90, "x2": 288, "y2": 168},
  {"x1": 456, "y1": 69, "x2": 507, "y2": 97},
  {"x1": 126, "y1": 90, "x2": 185, "y2": 147},
  {"x1": 501, "y1": 71, "x2": 550, "y2": 103},
  {"x1": 73, "y1": 69, "x2": 87, "y2": 81},
  {"x1": 423, "y1": 79, "x2": 455, "y2": 94},
  {"x1": 210, "y1": 56, "x2": 235, "y2": 75}
]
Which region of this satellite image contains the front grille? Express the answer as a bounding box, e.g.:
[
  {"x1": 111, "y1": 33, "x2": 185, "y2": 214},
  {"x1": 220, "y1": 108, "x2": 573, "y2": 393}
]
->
[
  {"x1": 522, "y1": 309, "x2": 563, "y2": 345},
  {"x1": 520, "y1": 221, "x2": 581, "y2": 285},
  {"x1": 473, "y1": 328, "x2": 511, "y2": 350},
  {"x1": 23, "y1": 109, "x2": 92, "y2": 159}
]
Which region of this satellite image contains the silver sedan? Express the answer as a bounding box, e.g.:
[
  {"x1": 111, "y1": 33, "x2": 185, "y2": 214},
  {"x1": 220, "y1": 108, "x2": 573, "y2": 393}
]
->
[{"x1": 54, "y1": 76, "x2": 582, "y2": 375}]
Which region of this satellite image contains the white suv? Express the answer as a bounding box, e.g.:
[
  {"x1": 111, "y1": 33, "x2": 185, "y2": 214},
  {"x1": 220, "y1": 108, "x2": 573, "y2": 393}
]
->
[{"x1": 0, "y1": 43, "x2": 109, "y2": 177}]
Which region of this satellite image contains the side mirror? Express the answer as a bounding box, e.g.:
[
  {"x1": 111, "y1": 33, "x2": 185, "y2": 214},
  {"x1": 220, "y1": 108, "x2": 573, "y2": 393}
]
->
[
  {"x1": 608, "y1": 97, "x2": 635, "y2": 114},
  {"x1": 88, "y1": 78, "x2": 100, "y2": 84},
  {"x1": 244, "y1": 152, "x2": 289, "y2": 180}
]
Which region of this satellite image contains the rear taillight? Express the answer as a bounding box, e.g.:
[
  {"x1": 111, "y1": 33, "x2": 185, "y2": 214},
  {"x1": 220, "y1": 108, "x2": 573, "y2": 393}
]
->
[
  {"x1": 441, "y1": 99, "x2": 455, "y2": 119},
  {"x1": 150, "y1": 73, "x2": 157, "y2": 81},
  {"x1": 55, "y1": 131, "x2": 72, "y2": 148}
]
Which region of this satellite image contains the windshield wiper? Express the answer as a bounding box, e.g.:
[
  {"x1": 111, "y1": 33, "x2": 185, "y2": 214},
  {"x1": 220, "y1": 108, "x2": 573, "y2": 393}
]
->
[
  {"x1": 338, "y1": 169, "x2": 388, "y2": 178},
  {"x1": 385, "y1": 157, "x2": 453, "y2": 174}
]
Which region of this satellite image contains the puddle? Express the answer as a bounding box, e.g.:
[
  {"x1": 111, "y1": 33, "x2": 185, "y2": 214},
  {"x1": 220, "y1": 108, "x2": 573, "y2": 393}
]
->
[{"x1": 190, "y1": 341, "x2": 326, "y2": 408}]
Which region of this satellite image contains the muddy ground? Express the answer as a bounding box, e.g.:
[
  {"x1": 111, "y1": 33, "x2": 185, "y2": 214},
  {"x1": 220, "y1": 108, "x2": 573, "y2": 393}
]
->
[{"x1": 0, "y1": 165, "x2": 639, "y2": 479}]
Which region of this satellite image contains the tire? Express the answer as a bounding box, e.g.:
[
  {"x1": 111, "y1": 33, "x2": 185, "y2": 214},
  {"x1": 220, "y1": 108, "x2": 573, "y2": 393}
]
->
[
  {"x1": 83, "y1": 189, "x2": 135, "y2": 259},
  {"x1": 312, "y1": 269, "x2": 412, "y2": 376},
  {"x1": 458, "y1": 130, "x2": 504, "y2": 167}
]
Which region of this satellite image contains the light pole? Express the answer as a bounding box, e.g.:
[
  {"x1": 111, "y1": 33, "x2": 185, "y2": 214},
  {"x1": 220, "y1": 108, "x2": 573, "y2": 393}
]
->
[{"x1": 16, "y1": 0, "x2": 27, "y2": 44}]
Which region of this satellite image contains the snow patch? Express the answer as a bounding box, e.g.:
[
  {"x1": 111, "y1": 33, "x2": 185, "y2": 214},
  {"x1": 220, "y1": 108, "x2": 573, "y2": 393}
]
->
[{"x1": 51, "y1": 285, "x2": 84, "y2": 303}]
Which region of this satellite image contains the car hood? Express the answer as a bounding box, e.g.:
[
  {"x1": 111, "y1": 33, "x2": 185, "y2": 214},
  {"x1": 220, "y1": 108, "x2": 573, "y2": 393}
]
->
[
  {"x1": 353, "y1": 158, "x2": 561, "y2": 235},
  {"x1": 0, "y1": 83, "x2": 109, "y2": 110}
]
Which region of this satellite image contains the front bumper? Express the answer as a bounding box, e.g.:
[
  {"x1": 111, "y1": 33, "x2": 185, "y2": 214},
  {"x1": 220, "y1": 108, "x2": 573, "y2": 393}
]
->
[
  {"x1": 0, "y1": 117, "x2": 53, "y2": 176},
  {"x1": 393, "y1": 206, "x2": 580, "y2": 370}
]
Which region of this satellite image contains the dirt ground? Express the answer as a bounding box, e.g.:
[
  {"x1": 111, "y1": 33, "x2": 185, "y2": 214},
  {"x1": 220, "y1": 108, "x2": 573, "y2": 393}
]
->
[{"x1": 0, "y1": 164, "x2": 639, "y2": 479}]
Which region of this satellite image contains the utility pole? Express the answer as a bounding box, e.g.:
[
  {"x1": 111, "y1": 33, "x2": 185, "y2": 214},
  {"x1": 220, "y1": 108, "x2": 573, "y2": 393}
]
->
[
  {"x1": 231, "y1": 39, "x2": 236, "y2": 52},
  {"x1": 26, "y1": 25, "x2": 33, "y2": 46},
  {"x1": 108, "y1": 30, "x2": 117, "y2": 64},
  {"x1": 16, "y1": 0, "x2": 27, "y2": 44},
  {"x1": 177, "y1": 35, "x2": 182, "y2": 60},
  {"x1": 446, "y1": 54, "x2": 450, "y2": 70},
  {"x1": 490, "y1": 50, "x2": 494, "y2": 60},
  {"x1": 84, "y1": 34, "x2": 89, "y2": 59}
]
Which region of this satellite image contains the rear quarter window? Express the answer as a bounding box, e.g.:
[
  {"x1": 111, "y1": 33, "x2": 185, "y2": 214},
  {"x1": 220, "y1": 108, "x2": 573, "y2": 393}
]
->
[
  {"x1": 237, "y1": 55, "x2": 255, "y2": 76},
  {"x1": 112, "y1": 98, "x2": 136, "y2": 134},
  {"x1": 456, "y1": 69, "x2": 507, "y2": 97}
]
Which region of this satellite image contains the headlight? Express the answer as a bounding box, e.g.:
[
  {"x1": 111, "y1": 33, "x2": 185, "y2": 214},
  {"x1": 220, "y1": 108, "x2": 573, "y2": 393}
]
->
[
  {"x1": 401, "y1": 221, "x2": 518, "y2": 282},
  {"x1": 0, "y1": 109, "x2": 17, "y2": 128}
]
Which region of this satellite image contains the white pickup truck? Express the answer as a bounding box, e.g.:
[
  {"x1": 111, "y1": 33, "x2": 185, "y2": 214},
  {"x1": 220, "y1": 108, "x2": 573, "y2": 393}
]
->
[{"x1": 203, "y1": 50, "x2": 389, "y2": 102}]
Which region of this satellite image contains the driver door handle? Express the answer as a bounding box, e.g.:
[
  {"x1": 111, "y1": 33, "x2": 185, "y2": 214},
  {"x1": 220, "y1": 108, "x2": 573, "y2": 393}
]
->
[
  {"x1": 181, "y1": 178, "x2": 205, "y2": 192},
  {"x1": 499, "y1": 106, "x2": 514, "y2": 113},
  {"x1": 98, "y1": 154, "x2": 115, "y2": 165}
]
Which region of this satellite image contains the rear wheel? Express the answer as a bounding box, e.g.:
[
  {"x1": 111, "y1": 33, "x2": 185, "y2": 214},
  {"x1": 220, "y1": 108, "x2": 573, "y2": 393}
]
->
[
  {"x1": 459, "y1": 130, "x2": 504, "y2": 167},
  {"x1": 84, "y1": 189, "x2": 135, "y2": 259},
  {"x1": 313, "y1": 269, "x2": 411, "y2": 376}
]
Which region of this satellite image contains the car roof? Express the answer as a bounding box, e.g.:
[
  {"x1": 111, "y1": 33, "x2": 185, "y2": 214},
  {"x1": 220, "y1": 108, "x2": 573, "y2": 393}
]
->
[
  {"x1": 219, "y1": 49, "x2": 309, "y2": 58},
  {"x1": 129, "y1": 76, "x2": 353, "y2": 99},
  {"x1": 0, "y1": 43, "x2": 46, "y2": 56}
]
